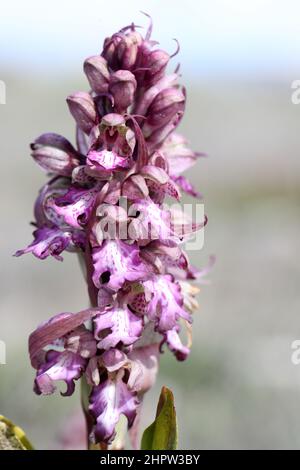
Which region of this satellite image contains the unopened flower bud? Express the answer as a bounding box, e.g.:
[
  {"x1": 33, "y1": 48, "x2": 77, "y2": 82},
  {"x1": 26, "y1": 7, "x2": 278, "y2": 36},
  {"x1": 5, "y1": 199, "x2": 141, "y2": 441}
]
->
[
  {"x1": 31, "y1": 133, "x2": 80, "y2": 176},
  {"x1": 140, "y1": 49, "x2": 170, "y2": 87},
  {"x1": 102, "y1": 30, "x2": 143, "y2": 70},
  {"x1": 143, "y1": 87, "x2": 185, "y2": 135},
  {"x1": 66, "y1": 92, "x2": 97, "y2": 134},
  {"x1": 109, "y1": 70, "x2": 137, "y2": 112},
  {"x1": 83, "y1": 56, "x2": 110, "y2": 94}
]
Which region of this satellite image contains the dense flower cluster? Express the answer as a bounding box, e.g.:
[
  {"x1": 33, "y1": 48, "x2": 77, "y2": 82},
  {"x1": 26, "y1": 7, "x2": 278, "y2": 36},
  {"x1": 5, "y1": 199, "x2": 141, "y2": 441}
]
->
[{"x1": 16, "y1": 19, "x2": 206, "y2": 446}]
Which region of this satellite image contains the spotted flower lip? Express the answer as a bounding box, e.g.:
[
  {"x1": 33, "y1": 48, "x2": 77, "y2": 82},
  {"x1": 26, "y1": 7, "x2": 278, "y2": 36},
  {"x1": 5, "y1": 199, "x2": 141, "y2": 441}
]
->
[
  {"x1": 94, "y1": 306, "x2": 143, "y2": 350},
  {"x1": 86, "y1": 114, "x2": 136, "y2": 175},
  {"x1": 89, "y1": 370, "x2": 139, "y2": 444},
  {"x1": 18, "y1": 16, "x2": 209, "y2": 446},
  {"x1": 34, "y1": 349, "x2": 87, "y2": 397},
  {"x1": 92, "y1": 239, "x2": 151, "y2": 291},
  {"x1": 49, "y1": 186, "x2": 98, "y2": 229},
  {"x1": 128, "y1": 274, "x2": 192, "y2": 333}
]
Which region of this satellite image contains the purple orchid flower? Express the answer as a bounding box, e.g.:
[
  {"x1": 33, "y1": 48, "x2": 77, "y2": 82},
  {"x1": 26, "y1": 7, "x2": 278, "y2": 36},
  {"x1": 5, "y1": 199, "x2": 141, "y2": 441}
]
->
[{"x1": 17, "y1": 16, "x2": 208, "y2": 447}]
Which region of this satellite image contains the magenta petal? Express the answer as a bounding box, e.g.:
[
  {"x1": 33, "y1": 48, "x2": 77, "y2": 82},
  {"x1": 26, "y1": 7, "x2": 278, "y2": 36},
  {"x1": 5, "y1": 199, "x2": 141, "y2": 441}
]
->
[
  {"x1": 128, "y1": 199, "x2": 173, "y2": 242},
  {"x1": 87, "y1": 149, "x2": 130, "y2": 172},
  {"x1": 94, "y1": 306, "x2": 143, "y2": 350},
  {"x1": 160, "y1": 132, "x2": 200, "y2": 176},
  {"x1": 34, "y1": 350, "x2": 86, "y2": 396},
  {"x1": 144, "y1": 275, "x2": 191, "y2": 332},
  {"x1": 51, "y1": 186, "x2": 97, "y2": 229},
  {"x1": 164, "y1": 328, "x2": 190, "y2": 361},
  {"x1": 29, "y1": 308, "x2": 99, "y2": 369},
  {"x1": 92, "y1": 240, "x2": 151, "y2": 291},
  {"x1": 14, "y1": 226, "x2": 72, "y2": 261},
  {"x1": 31, "y1": 132, "x2": 80, "y2": 176},
  {"x1": 65, "y1": 325, "x2": 97, "y2": 358},
  {"x1": 89, "y1": 371, "x2": 139, "y2": 444},
  {"x1": 173, "y1": 175, "x2": 202, "y2": 198}
]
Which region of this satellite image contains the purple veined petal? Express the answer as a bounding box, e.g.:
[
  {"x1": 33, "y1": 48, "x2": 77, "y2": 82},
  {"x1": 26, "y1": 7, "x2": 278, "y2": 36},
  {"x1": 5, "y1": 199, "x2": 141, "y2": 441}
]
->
[
  {"x1": 67, "y1": 91, "x2": 97, "y2": 134},
  {"x1": 146, "y1": 112, "x2": 184, "y2": 154},
  {"x1": 87, "y1": 149, "x2": 130, "y2": 173},
  {"x1": 127, "y1": 343, "x2": 159, "y2": 394},
  {"x1": 101, "y1": 349, "x2": 128, "y2": 372},
  {"x1": 122, "y1": 174, "x2": 149, "y2": 201},
  {"x1": 64, "y1": 325, "x2": 97, "y2": 358},
  {"x1": 29, "y1": 308, "x2": 99, "y2": 369},
  {"x1": 139, "y1": 165, "x2": 169, "y2": 184},
  {"x1": 109, "y1": 70, "x2": 137, "y2": 113},
  {"x1": 93, "y1": 306, "x2": 143, "y2": 350},
  {"x1": 143, "y1": 87, "x2": 185, "y2": 135},
  {"x1": 141, "y1": 240, "x2": 188, "y2": 275},
  {"x1": 164, "y1": 327, "x2": 190, "y2": 361},
  {"x1": 89, "y1": 370, "x2": 139, "y2": 444},
  {"x1": 128, "y1": 199, "x2": 174, "y2": 243},
  {"x1": 136, "y1": 47, "x2": 170, "y2": 88},
  {"x1": 86, "y1": 114, "x2": 136, "y2": 175},
  {"x1": 146, "y1": 178, "x2": 181, "y2": 204},
  {"x1": 84, "y1": 55, "x2": 110, "y2": 94},
  {"x1": 133, "y1": 73, "x2": 178, "y2": 117},
  {"x1": 173, "y1": 175, "x2": 202, "y2": 198},
  {"x1": 192, "y1": 254, "x2": 216, "y2": 284},
  {"x1": 159, "y1": 132, "x2": 202, "y2": 176},
  {"x1": 34, "y1": 349, "x2": 87, "y2": 396},
  {"x1": 164, "y1": 179, "x2": 181, "y2": 200},
  {"x1": 170, "y1": 206, "x2": 207, "y2": 242},
  {"x1": 34, "y1": 181, "x2": 70, "y2": 228},
  {"x1": 14, "y1": 226, "x2": 72, "y2": 261},
  {"x1": 92, "y1": 240, "x2": 151, "y2": 291},
  {"x1": 148, "y1": 150, "x2": 170, "y2": 173},
  {"x1": 72, "y1": 165, "x2": 96, "y2": 186},
  {"x1": 143, "y1": 275, "x2": 191, "y2": 332},
  {"x1": 31, "y1": 132, "x2": 81, "y2": 176},
  {"x1": 76, "y1": 125, "x2": 89, "y2": 155},
  {"x1": 50, "y1": 186, "x2": 98, "y2": 229}
]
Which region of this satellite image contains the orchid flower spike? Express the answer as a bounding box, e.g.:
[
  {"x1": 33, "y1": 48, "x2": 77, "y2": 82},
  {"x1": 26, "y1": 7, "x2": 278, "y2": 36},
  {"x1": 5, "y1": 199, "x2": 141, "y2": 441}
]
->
[{"x1": 16, "y1": 16, "x2": 208, "y2": 448}]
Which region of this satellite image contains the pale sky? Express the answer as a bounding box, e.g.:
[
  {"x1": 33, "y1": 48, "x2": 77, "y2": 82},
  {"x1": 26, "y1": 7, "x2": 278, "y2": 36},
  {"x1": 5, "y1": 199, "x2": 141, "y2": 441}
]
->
[{"x1": 1, "y1": 0, "x2": 300, "y2": 78}]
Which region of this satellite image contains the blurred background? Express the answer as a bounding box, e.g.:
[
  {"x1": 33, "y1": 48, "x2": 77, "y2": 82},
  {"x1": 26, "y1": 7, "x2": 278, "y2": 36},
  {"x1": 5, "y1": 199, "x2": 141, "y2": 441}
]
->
[{"x1": 1, "y1": 0, "x2": 300, "y2": 449}]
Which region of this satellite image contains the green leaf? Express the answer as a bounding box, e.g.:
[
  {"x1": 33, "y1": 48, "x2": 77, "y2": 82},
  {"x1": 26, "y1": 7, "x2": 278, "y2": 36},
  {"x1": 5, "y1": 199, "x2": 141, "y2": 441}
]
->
[
  {"x1": 0, "y1": 415, "x2": 34, "y2": 450},
  {"x1": 141, "y1": 386, "x2": 178, "y2": 450}
]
